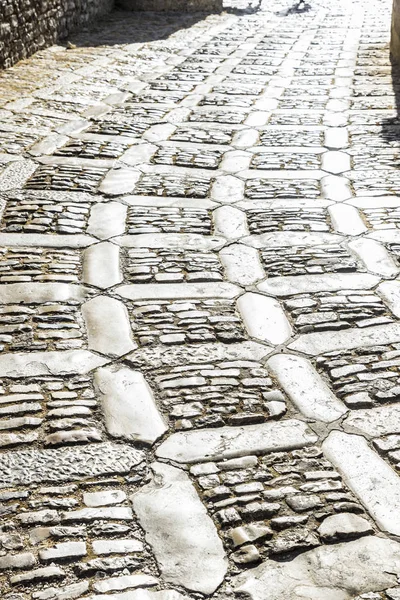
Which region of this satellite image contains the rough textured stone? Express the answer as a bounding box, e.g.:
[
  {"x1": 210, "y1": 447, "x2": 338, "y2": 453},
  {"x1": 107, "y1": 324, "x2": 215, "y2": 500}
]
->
[
  {"x1": 234, "y1": 536, "x2": 400, "y2": 599},
  {"x1": 0, "y1": 0, "x2": 113, "y2": 69},
  {"x1": 0, "y1": 443, "x2": 144, "y2": 485}
]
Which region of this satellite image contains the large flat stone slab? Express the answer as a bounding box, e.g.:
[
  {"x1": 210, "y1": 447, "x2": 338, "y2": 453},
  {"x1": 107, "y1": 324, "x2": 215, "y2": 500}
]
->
[
  {"x1": 132, "y1": 462, "x2": 227, "y2": 594},
  {"x1": 116, "y1": 282, "x2": 241, "y2": 301},
  {"x1": 0, "y1": 443, "x2": 144, "y2": 486},
  {"x1": 323, "y1": 431, "x2": 400, "y2": 536},
  {"x1": 0, "y1": 283, "x2": 88, "y2": 303},
  {"x1": 237, "y1": 293, "x2": 292, "y2": 345},
  {"x1": 289, "y1": 323, "x2": 400, "y2": 355},
  {"x1": 94, "y1": 366, "x2": 167, "y2": 446},
  {"x1": 233, "y1": 536, "x2": 400, "y2": 599},
  {"x1": 259, "y1": 273, "x2": 379, "y2": 297},
  {"x1": 343, "y1": 405, "x2": 400, "y2": 437},
  {"x1": 82, "y1": 296, "x2": 136, "y2": 357},
  {"x1": 0, "y1": 350, "x2": 108, "y2": 377},
  {"x1": 156, "y1": 420, "x2": 318, "y2": 463},
  {"x1": 267, "y1": 354, "x2": 347, "y2": 422}
]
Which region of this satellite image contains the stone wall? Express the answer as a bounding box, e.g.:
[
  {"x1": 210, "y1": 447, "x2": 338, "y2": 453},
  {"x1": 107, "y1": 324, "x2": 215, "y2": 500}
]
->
[
  {"x1": 392, "y1": 0, "x2": 400, "y2": 60},
  {"x1": 0, "y1": 0, "x2": 114, "y2": 69}
]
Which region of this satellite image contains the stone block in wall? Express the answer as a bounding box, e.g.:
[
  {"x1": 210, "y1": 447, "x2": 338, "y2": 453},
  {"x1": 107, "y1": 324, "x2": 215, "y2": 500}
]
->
[
  {"x1": 116, "y1": 0, "x2": 223, "y2": 11},
  {"x1": 392, "y1": 0, "x2": 400, "y2": 61}
]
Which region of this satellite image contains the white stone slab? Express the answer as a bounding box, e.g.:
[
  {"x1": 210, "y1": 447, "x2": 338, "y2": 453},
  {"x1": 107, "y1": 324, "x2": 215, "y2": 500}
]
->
[
  {"x1": 234, "y1": 536, "x2": 400, "y2": 600},
  {"x1": 156, "y1": 420, "x2": 317, "y2": 464},
  {"x1": 132, "y1": 462, "x2": 227, "y2": 594},
  {"x1": 237, "y1": 293, "x2": 292, "y2": 345},
  {"x1": 325, "y1": 127, "x2": 349, "y2": 149},
  {"x1": 82, "y1": 297, "x2": 136, "y2": 358},
  {"x1": 220, "y1": 244, "x2": 265, "y2": 286},
  {"x1": 83, "y1": 242, "x2": 122, "y2": 289},
  {"x1": 92, "y1": 573, "x2": 158, "y2": 593},
  {"x1": 267, "y1": 354, "x2": 347, "y2": 422},
  {"x1": 0, "y1": 283, "x2": 88, "y2": 304},
  {"x1": 99, "y1": 168, "x2": 141, "y2": 195},
  {"x1": 28, "y1": 134, "x2": 69, "y2": 157},
  {"x1": 322, "y1": 151, "x2": 351, "y2": 175},
  {"x1": 378, "y1": 281, "x2": 400, "y2": 318},
  {"x1": 116, "y1": 282, "x2": 241, "y2": 301},
  {"x1": 0, "y1": 350, "x2": 108, "y2": 378},
  {"x1": 116, "y1": 234, "x2": 224, "y2": 250},
  {"x1": 86, "y1": 587, "x2": 191, "y2": 599},
  {"x1": 322, "y1": 174, "x2": 352, "y2": 201},
  {"x1": 94, "y1": 366, "x2": 167, "y2": 446},
  {"x1": 348, "y1": 197, "x2": 400, "y2": 208},
  {"x1": 243, "y1": 231, "x2": 342, "y2": 248},
  {"x1": 349, "y1": 238, "x2": 399, "y2": 277},
  {"x1": 0, "y1": 234, "x2": 94, "y2": 248},
  {"x1": 289, "y1": 322, "x2": 400, "y2": 355},
  {"x1": 213, "y1": 206, "x2": 249, "y2": 240},
  {"x1": 87, "y1": 202, "x2": 127, "y2": 239},
  {"x1": 211, "y1": 174, "x2": 245, "y2": 203},
  {"x1": 120, "y1": 143, "x2": 158, "y2": 167},
  {"x1": 323, "y1": 431, "x2": 400, "y2": 536},
  {"x1": 328, "y1": 204, "x2": 368, "y2": 235},
  {"x1": 123, "y1": 196, "x2": 216, "y2": 209},
  {"x1": 258, "y1": 273, "x2": 379, "y2": 297},
  {"x1": 220, "y1": 150, "x2": 251, "y2": 173},
  {"x1": 343, "y1": 405, "x2": 400, "y2": 437},
  {"x1": 126, "y1": 341, "x2": 271, "y2": 369}
]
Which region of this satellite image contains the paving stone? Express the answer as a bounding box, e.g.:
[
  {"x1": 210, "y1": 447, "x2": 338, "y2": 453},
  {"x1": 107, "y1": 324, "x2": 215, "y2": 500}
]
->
[
  {"x1": 83, "y1": 242, "x2": 122, "y2": 289},
  {"x1": 237, "y1": 292, "x2": 292, "y2": 345},
  {"x1": 220, "y1": 244, "x2": 265, "y2": 286},
  {"x1": 132, "y1": 462, "x2": 227, "y2": 594},
  {"x1": 0, "y1": 443, "x2": 144, "y2": 485},
  {"x1": 318, "y1": 513, "x2": 373, "y2": 542},
  {"x1": 267, "y1": 354, "x2": 347, "y2": 422},
  {"x1": 233, "y1": 536, "x2": 400, "y2": 599},
  {"x1": 156, "y1": 420, "x2": 318, "y2": 463},
  {"x1": 82, "y1": 296, "x2": 136, "y2": 357},
  {"x1": 259, "y1": 273, "x2": 380, "y2": 297},
  {"x1": 323, "y1": 432, "x2": 400, "y2": 536},
  {"x1": 94, "y1": 365, "x2": 167, "y2": 445}
]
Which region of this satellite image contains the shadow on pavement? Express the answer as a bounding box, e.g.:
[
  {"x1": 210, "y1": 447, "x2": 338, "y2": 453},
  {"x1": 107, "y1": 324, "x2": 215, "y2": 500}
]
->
[
  {"x1": 381, "y1": 58, "x2": 400, "y2": 145},
  {"x1": 67, "y1": 9, "x2": 210, "y2": 47}
]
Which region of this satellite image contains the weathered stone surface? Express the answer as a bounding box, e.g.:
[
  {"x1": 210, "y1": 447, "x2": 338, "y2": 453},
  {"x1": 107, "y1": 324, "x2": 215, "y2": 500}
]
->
[
  {"x1": 234, "y1": 536, "x2": 400, "y2": 599},
  {"x1": 289, "y1": 323, "x2": 400, "y2": 355},
  {"x1": 156, "y1": 420, "x2": 318, "y2": 463},
  {"x1": 343, "y1": 405, "x2": 400, "y2": 437},
  {"x1": 259, "y1": 274, "x2": 380, "y2": 297},
  {"x1": 126, "y1": 341, "x2": 271, "y2": 369},
  {"x1": 0, "y1": 443, "x2": 144, "y2": 485},
  {"x1": 318, "y1": 513, "x2": 373, "y2": 542},
  {"x1": 83, "y1": 242, "x2": 122, "y2": 289},
  {"x1": 323, "y1": 432, "x2": 400, "y2": 536},
  {"x1": 237, "y1": 293, "x2": 292, "y2": 345},
  {"x1": 116, "y1": 282, "x2": 241, "y2": 301},
  {"x1": 0, "y1": 350, "x2": 108, "y2": 377},
  {"x1": 132, "y1": 462, "x2": 227, "y2": 594},
  {"x1": 94, "y1": 366, "x2": 167, "y2": 445},
  {"x1": 220, "y1": 244, "x2": 265, "y2": 286},
  {"x1": 267, "y1": 354, "x2": 347, "y2": 422},
  {"x1": 82, "y1": 296, "x2": 136, "y2": 357}
]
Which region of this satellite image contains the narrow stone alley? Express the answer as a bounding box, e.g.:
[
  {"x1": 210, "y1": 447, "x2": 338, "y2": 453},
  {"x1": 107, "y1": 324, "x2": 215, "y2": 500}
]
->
[{"x1": 1, "y1": 0, "x2": 400, "y2": 598}]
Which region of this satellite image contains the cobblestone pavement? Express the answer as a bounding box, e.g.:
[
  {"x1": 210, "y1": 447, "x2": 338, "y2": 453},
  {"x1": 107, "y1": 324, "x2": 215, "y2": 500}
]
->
[{"x1": 2, "y1": 0, "x2": 400, "y2": 598}]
